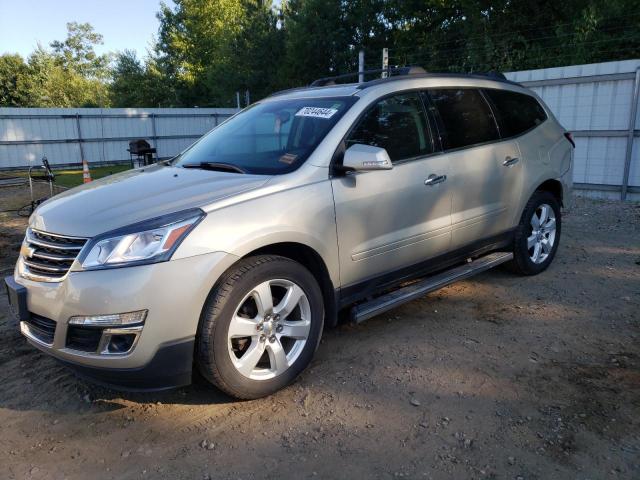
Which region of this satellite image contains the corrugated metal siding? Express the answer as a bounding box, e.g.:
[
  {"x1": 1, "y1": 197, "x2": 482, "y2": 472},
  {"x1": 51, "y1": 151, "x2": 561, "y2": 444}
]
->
[
  {"x1": 0, "y1": 107, "x2": 238, "y2": 169},
  {"x1": 506, "y1": 60, "x2": 640, "y2": 194}
]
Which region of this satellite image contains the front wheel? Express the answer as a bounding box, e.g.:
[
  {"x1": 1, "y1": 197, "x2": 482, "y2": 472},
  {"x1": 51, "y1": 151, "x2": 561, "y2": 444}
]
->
[
  {"x1": 508, "y1": 190, "x2": 561, "y2": 275},
  {"x1": 196, "y1": 255, "x2": 324, "y2": 399}
]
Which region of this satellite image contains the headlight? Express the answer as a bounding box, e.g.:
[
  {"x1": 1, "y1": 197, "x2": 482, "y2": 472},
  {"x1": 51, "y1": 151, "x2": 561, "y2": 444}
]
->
[{"x1": 80, "y1": 209, "x2": 204, "y2": 270}]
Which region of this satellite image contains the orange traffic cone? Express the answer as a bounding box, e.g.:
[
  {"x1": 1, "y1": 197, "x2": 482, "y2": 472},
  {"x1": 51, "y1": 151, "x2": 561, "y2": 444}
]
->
[{"x1": 82, "y1": 159, "x2": 92, "y2": 183}]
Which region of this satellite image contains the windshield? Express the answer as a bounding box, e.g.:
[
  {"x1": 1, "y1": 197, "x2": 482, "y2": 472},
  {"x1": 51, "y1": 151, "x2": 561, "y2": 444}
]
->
[{"x1": 175, "y1": 96, "x2": 356, "y2": 174}]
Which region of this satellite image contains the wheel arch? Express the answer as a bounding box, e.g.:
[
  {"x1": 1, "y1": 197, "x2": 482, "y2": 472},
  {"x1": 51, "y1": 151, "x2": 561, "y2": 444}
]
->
[
  {"x1": 244, "y1": 242, "x2": 338, "y2": 328},
  {"x1": 534, "y1": 178, "x2": 563, "y2": 206}
]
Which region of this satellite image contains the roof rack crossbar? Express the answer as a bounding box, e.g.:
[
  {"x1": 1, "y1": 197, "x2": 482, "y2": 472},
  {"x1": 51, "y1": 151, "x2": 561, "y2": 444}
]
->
[{"x1": 310, "y1": 66, "x2": 426, "y2": 87}]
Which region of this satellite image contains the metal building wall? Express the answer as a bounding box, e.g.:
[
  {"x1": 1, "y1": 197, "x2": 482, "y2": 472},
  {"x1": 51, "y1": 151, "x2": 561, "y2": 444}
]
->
[
  {"x1": 506, "y1": 59, "x2": 640, "y2": 201},
  {"x1": 0, "y1": 107, "x2": 238, "y2": 169}
]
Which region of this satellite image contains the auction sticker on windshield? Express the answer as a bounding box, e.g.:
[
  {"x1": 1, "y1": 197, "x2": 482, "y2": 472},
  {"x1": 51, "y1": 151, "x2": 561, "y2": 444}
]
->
[{"x1": 295, "y1": 107, "x2": 338, "y2": 119}]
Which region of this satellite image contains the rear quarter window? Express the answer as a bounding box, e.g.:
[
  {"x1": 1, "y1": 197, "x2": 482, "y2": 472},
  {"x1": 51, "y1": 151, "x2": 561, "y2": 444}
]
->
[{"x1": 483, "y1": 89, "x2": 548, "y2": 138}]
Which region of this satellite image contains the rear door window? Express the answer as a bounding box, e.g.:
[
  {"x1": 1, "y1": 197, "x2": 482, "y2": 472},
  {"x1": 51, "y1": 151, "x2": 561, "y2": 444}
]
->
[
  {"x1": 346, "y1": 93, "x2": 433, "y2": 163},
  {"x1": 483, "y1": 89, "x2": 547, "y2": 138},
  {"x1": 425, "y1": 89, "x2": 500, "y2": 151}
]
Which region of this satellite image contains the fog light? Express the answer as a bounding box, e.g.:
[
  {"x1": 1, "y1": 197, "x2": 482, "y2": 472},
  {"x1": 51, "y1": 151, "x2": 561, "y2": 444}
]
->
[
  {"x1": 68, "y1": 310, "x2": 147, "y2": 327},
  {"x1": 107, "y1": 334, "x2": 137, "y2": 353}
]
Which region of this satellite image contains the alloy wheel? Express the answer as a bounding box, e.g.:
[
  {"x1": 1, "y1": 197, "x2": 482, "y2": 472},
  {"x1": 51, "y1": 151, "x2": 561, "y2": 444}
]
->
[
  {"x1": 227, "y1": 279, "x2": 311, "y2": 380},
  {"x1": 527, "y1": 203, "x2": 556, "y2": 264}
]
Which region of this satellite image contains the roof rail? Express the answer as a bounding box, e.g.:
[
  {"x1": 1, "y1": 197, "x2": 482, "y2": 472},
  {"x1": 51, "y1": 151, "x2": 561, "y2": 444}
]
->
[
  {"x1": 356, "y1": 70, "x2": 519, "y2": 90},
  {"x1": 268, "y1": 68, "x2": 518, "y2": 98},
  {"x1": 476, "y1": 71, "x2": 507, "y2": 80},
  {"x1": 310, "y1": 66, "x2": 427, "y2": 87}
]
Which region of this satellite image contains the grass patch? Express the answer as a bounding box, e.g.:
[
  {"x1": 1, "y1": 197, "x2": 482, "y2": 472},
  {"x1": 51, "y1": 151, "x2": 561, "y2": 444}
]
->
[
  {"x1": 53, "y1": 165, "x2": 130, "y2": 189},
  {"x1": 3, "y1": 164, "x2": 131, "y2": 189}
]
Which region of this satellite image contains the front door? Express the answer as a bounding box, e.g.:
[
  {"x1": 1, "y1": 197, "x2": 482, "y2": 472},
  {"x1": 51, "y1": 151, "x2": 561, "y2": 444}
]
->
[{"x1": 331, "y1": 92, "x2": 452, "y2": 292}]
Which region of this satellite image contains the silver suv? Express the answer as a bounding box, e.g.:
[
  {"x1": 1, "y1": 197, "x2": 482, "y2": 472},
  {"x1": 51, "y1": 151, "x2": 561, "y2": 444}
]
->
[{"x1": 5, "y1": 70, "x2": 574, "y2": 399}]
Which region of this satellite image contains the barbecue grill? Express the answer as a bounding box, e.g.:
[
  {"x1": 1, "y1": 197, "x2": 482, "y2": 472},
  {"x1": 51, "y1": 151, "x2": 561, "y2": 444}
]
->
[{"x1": 127, "y1": 139, "x2": 157, "y2": 167}]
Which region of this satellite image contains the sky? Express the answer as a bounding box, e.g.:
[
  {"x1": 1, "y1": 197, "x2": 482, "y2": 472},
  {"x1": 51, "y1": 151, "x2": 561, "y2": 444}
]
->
[{"x1": 0, "y1": 0, "x2": 173, "y2": 59}]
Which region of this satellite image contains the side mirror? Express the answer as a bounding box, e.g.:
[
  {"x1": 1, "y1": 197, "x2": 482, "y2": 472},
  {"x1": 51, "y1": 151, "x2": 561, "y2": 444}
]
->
[{"x1": 341, "y1": 144, "x2": 393, "y2": 172}]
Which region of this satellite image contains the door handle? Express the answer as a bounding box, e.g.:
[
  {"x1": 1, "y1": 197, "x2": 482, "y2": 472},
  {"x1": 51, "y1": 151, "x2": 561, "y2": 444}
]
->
[
  {"x1": 503, "y1": 156, "x2": 519, "y2": 167},
  {"x1": 424, "y1": 174, "x2": 447, "y2": 186}
]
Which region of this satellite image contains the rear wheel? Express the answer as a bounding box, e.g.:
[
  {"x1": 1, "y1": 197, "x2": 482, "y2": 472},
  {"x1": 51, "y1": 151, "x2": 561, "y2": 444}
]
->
[
  {"x1": 196, "y1": 255, "x2": 324, "y2": 399},
  {"x1": 508, "y1": 190, "x2": 561, "y2": 275}
]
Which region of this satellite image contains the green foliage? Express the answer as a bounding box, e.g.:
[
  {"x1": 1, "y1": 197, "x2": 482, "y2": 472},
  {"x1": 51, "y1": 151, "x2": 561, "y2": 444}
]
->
[
  {"x1": 384, "y1": 0, "x2": 640, "y2": 73},
  {"x1": 153, "y1": 0, "x2": 284, "y2": 106},
  {"x1": 50, "y1": 22, "x2": 111, "y2": 79},
  {"x1": 18, "y1": 45, "x2": 111, "y2": 107},
  {"x1": 282, "y1": 0, "x2": 389, "y2": 85},
  {"x1": 1, "y1": 23, "x2": 111, "y2": 107},
  {"x1": 1, "y1": 0, "x2": 639, "y2": 108},
  {"x1": 0, "y1": 54, "x2": 28, "y2": 106},
  {"x1": 110, "y1": 50, "x2": 146, "y2": 106}
]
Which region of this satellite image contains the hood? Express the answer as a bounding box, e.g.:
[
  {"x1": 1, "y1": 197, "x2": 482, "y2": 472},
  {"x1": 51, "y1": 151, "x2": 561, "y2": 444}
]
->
[{"x1": 30, "y1": 164, "x2": 270, "y2": 237}]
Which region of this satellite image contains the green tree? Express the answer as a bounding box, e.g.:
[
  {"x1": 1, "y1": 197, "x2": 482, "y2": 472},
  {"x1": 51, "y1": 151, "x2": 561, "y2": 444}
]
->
[
  {"x1": 50, "y1": 22, "x2": 111, "y2": 79},
  {"x1": 384, "y1": 0, "x2": 640, "y2": 73},
  {"x1": 0, "y1": 54, "x2": 29, "y2": 106},
  {"x1": 154, "y1": 0, "x2": 286, "y2": 106},
  {"x1": 155, "y1": 0, "x2": 246, "y2": 106},
  {"x1": 4, "y1": 0, "x2": 640, "y2": 108},
  {"x1": 207, "y1": 0, "x2": 286, "y2": 103},
  {"x1": 282, "y1": 0, "x2": 388, "y2": 86},
  {"x1": 19, "y1": 45, "x2": 110, "y2": 107},
  {"x1": 110, "y1": 50, "x2": 146, "y2": 106},
  {"x1": 110, "y1": 50, "x2": 177, "y2": 107}
]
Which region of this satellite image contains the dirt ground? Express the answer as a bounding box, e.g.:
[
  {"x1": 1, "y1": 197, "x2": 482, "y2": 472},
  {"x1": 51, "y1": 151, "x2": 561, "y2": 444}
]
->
[{"x1": 1, "y1": 184, "x2": 639, "y2": 480}]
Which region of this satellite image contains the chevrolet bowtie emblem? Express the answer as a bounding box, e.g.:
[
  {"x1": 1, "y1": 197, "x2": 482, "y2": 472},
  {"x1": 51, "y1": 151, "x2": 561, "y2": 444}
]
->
[{"x1": 20, "y1": 244, "x2": 36, "y2": 259}]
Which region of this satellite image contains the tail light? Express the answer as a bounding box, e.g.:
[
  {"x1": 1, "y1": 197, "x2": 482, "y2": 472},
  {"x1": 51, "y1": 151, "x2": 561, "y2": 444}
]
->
[{"x1": 564, "y1": 132, "x2": 575, "y2": 148}]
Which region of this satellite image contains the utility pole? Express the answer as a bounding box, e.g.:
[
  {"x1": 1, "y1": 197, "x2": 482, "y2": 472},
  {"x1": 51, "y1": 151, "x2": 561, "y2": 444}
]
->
[
  {"x1": 236, "y1": 91, "x2": 241, "y2": 109},
  {"x1": 245, "y1": 90, "x2": 250, "y2": 106},
  {"x1": 381, "y1": 48, "x2": 389, "y2": 78},
  {"x1": 358, "y1": 50, "x2": 365, "y2": 83}
]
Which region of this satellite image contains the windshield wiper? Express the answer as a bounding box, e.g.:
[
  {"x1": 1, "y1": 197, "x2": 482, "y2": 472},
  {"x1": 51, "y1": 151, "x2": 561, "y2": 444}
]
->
[{"x1": 182, "y1": 162, "x2": 247, "y2": 174}]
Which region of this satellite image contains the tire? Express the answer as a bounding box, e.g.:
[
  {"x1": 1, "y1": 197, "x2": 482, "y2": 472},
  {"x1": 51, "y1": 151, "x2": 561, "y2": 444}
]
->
[
  {"x1": 196, "y1": 255, "x2": 324, "y2": 399},
  {"x1": 508, "y1": 190, "x2": 561, "y2": 275}
]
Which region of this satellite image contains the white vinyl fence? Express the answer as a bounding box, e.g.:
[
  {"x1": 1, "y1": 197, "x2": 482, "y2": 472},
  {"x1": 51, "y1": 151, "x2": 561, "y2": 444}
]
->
[
  {"x1": 0, "y1": 107, "x2": 238, "y2": 170},
  {"x1": 506, "y1": 59, "x2": 640, "y2": 201},
  {"x1": 1, "y1": 59, "x2": 639, "y2": 200}
]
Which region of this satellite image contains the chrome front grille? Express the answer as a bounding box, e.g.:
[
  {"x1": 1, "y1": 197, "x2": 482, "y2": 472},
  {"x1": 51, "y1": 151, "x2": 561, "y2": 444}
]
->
[{"x1": 21, "y1": 229, "x2": 87, "y2": 281}]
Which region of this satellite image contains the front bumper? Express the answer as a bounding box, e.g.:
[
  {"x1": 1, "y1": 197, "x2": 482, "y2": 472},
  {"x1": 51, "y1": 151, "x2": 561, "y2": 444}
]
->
[
  {"x1": 6, "y1": 251, "x2": 238, "y2": 390},
  {"x1": 56, "y1": 338, "x2": 195, "y2": 391}
]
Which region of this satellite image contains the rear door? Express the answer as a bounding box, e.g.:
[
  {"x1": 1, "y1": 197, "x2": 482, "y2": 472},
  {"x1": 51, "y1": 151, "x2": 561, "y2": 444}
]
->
[
  {"x1": 425, "y1": 88, "x2": 522, "y2": 250},
  {"x1": 482, "y1": 88, "x2": 550, "y2": 225},
  {"x1": 332, "y1": 92, "x2": 452, "y2": 291}
]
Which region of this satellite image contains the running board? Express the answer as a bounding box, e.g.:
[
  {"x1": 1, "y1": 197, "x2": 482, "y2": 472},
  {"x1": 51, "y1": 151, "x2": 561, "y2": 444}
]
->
[{"x1": 350, "y1": 251, "x2": 513, "y2": 324}]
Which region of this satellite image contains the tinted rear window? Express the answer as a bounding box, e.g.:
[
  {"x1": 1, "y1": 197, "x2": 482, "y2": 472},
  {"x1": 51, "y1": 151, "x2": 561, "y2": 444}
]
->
[
  {"x1": 426, "y1": 89, "x2": 500, "y2": 150},
  {"x1": 483, "y1": 89, "x2": 547, "y2": 138}
]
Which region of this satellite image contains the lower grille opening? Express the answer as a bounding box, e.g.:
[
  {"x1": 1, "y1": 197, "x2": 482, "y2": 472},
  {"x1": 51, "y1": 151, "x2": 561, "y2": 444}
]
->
[
  {"x1": 66, "y1": 326, "x2": 103, "y2": 353},
  {"x1": 25, "y1": 314, "x2": 56, "y2": 344}
]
